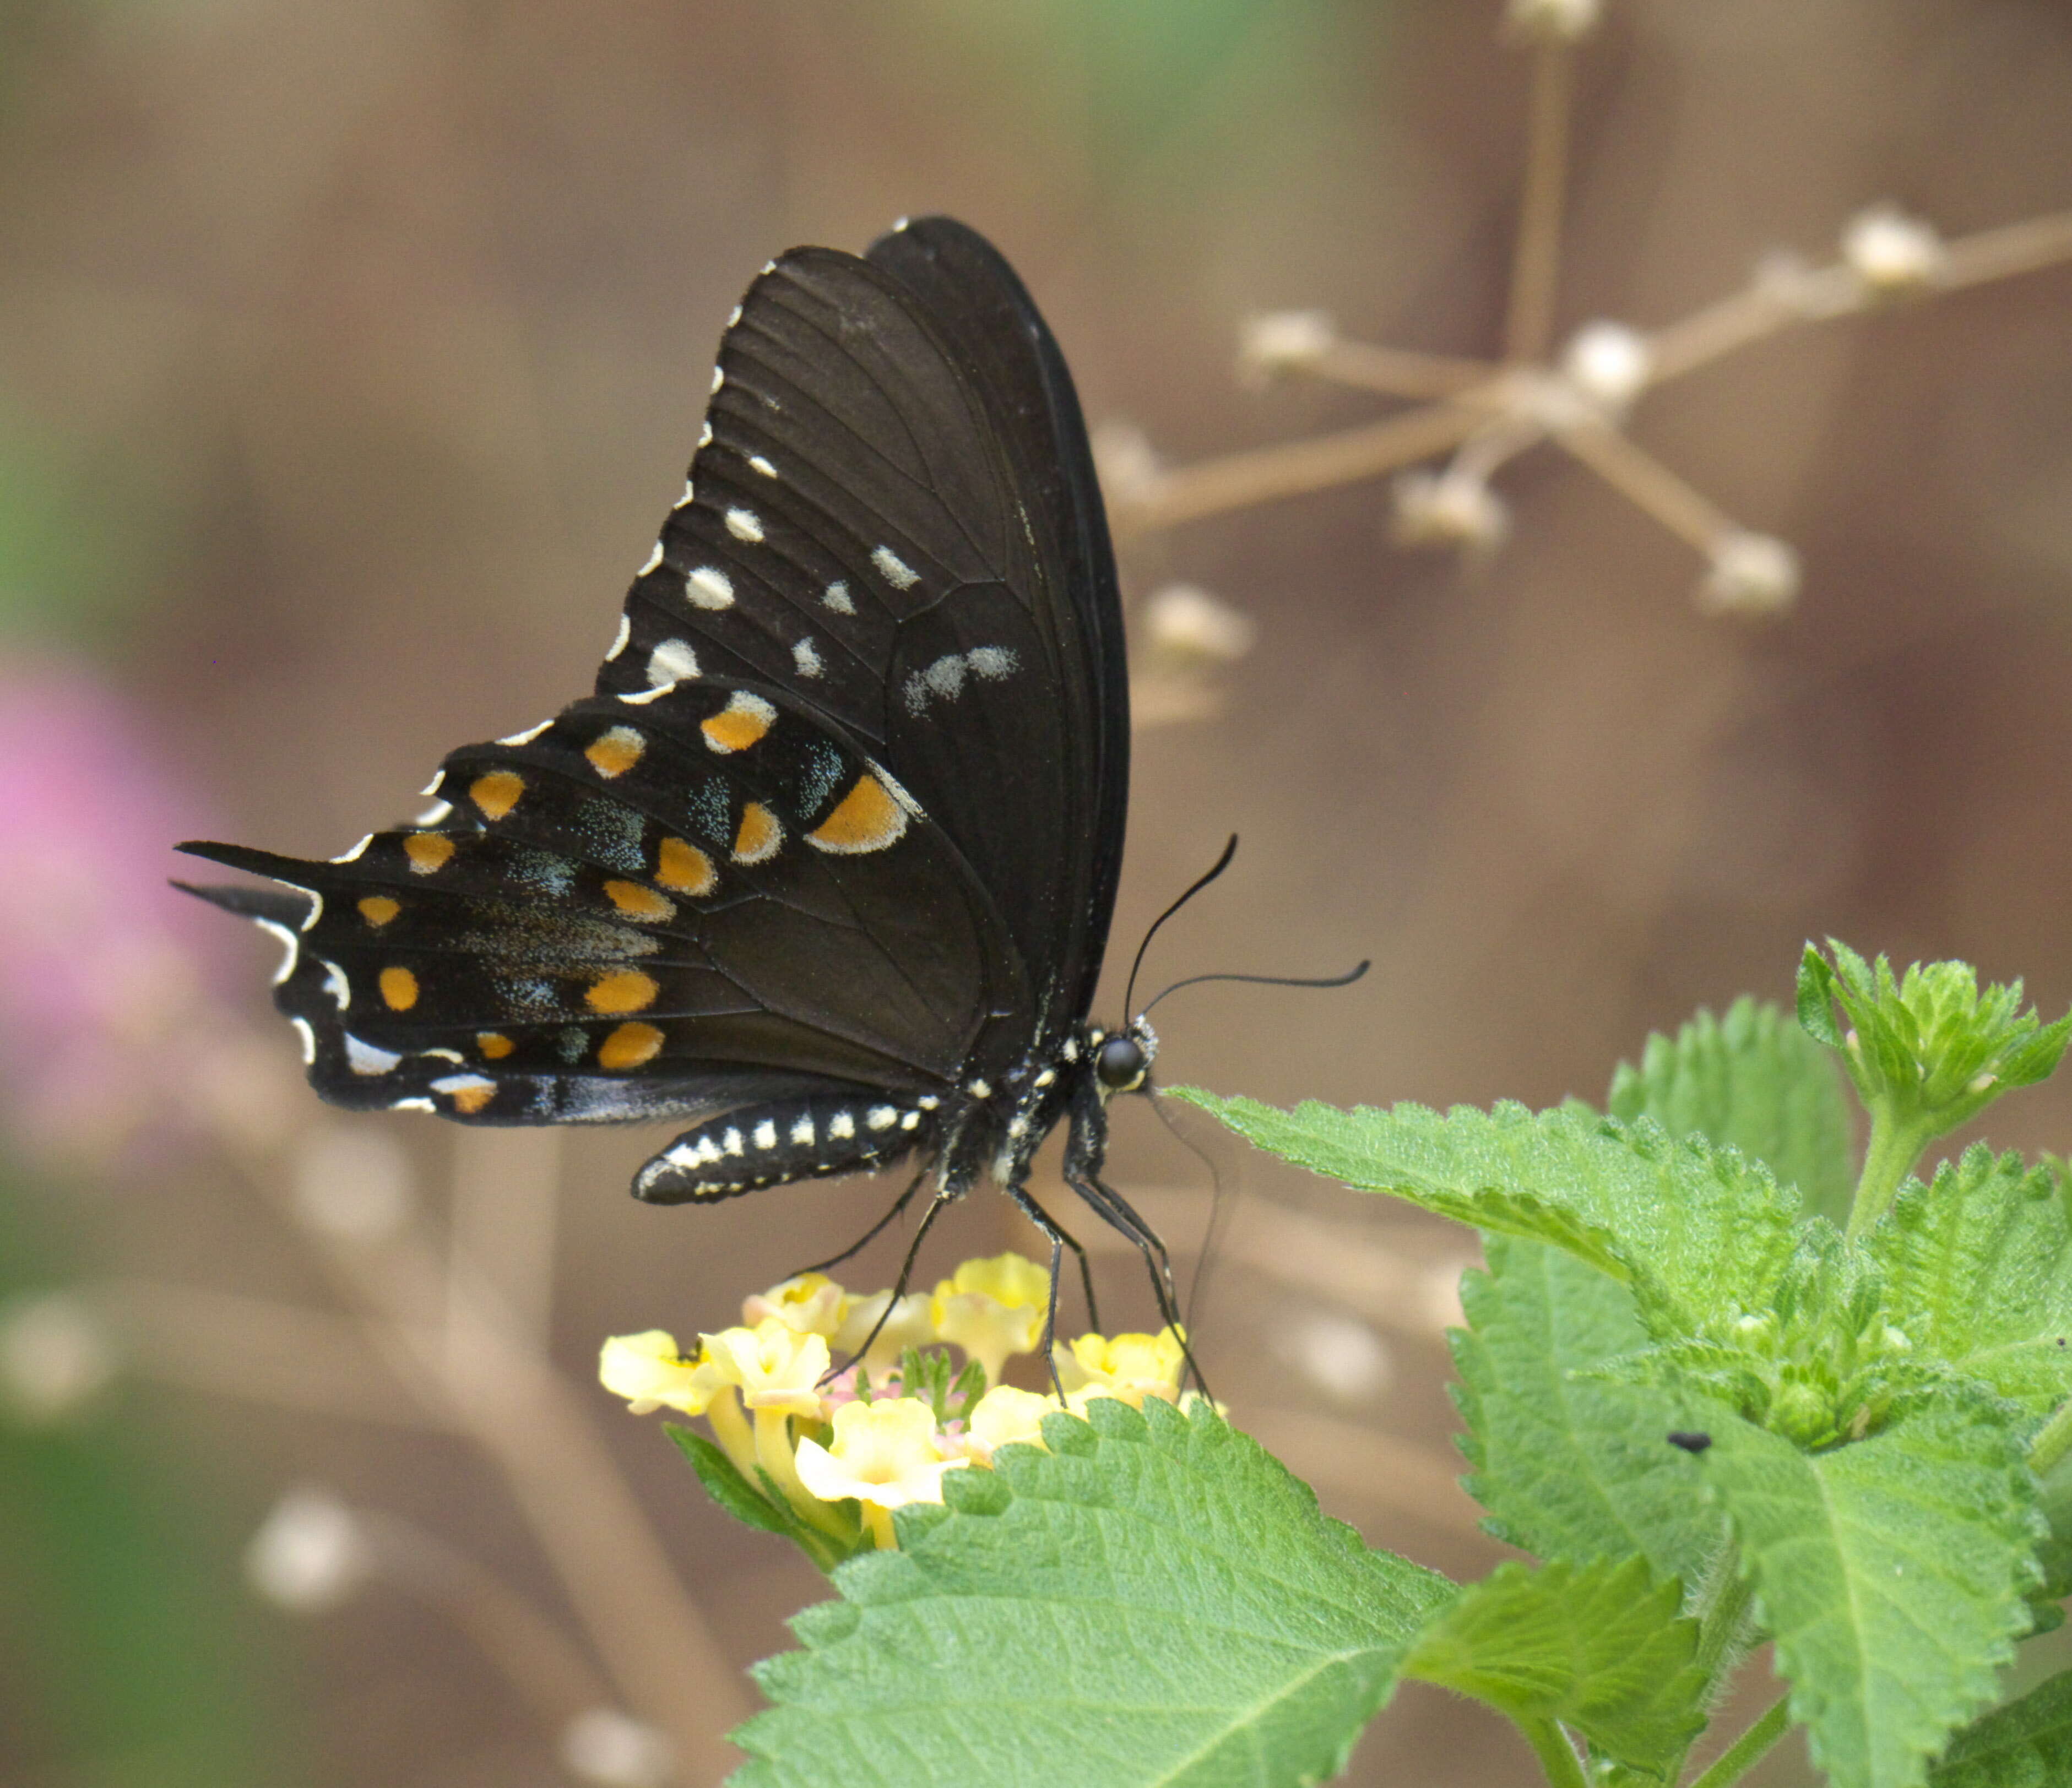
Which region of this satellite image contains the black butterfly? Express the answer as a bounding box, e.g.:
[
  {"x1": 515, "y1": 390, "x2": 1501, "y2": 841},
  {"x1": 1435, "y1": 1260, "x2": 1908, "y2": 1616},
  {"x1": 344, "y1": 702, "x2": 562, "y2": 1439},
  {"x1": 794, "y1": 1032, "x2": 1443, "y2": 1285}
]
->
[{"x1": 180, "y1": 216, "x2": 1186, "y2": 1348}]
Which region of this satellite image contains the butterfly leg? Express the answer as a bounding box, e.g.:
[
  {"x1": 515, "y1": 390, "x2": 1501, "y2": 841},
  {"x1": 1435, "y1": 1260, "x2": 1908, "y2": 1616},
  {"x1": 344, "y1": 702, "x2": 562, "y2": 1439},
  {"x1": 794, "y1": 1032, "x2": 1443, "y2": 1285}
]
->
[
  {"x1": 1001, "y1": 1178, "x2": 1098, "y2": 1398},
  {"x1": 828, "y1": 1169, "x2": 967, "y2": 1374},
  {"x1": 792, "y1": 1161, "x2": 930, "y2": 1279},
  {"x1": 1061, "y1": 1084, "x2": 1211, "y2": 1396}
]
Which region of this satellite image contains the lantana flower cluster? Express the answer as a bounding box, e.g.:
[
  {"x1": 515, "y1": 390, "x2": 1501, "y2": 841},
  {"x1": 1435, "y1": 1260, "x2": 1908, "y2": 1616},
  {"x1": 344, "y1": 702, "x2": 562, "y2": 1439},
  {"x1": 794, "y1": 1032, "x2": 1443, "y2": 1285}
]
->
[{"x1": 598, "y1": 1252, "x2": 1192, "y2": 1552}]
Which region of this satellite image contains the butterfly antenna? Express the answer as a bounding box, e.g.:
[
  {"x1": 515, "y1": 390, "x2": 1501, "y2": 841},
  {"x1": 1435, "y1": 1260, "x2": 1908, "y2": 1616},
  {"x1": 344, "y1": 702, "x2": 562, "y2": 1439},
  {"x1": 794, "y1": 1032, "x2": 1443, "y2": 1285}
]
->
[
  {"x1": 1142, "y1": 958, "x2": 1369, "y2": 1018},
  {"x1": 1122, "y1": 834, "x2": 1239, "y2": 1020}
]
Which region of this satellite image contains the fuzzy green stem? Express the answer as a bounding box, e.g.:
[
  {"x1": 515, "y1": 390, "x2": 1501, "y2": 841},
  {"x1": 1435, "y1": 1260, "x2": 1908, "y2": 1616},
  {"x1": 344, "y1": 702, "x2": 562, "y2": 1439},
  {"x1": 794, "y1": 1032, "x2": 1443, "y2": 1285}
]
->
[
  {"x1": 1688, "y1": 1695, "x2": 1791, "y2": 1788},
  {"x1": 1691, "y1": 1542, "x2": 1756, "y2": 1693},
  {"x1": 1848, "y1": 1105, "x2": 1937, "y2": 1240},
  {"x1": 1517, "y1": 1715, "x2": 1589, "y2": 1788},
  {"x1": 2030, "y1": 1399, "x2": 2072, "y2": 1477}
]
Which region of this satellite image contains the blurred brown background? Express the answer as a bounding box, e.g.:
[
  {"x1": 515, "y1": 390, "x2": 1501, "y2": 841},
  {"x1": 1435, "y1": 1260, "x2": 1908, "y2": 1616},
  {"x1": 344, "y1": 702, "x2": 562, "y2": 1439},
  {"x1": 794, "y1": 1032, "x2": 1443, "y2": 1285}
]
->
[{"x1": 2, "y1": 0, "x2": 2070, "y2": 1782}]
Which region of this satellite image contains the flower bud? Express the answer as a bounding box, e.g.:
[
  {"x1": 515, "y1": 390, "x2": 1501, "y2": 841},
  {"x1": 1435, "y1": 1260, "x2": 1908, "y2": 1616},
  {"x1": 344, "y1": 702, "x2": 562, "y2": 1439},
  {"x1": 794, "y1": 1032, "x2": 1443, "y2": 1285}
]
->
[
  {"x1": 1392, "y1": 470, "x2": 1511, "y2": 556},
  {"x1": 245, "y1": 1487, "x2": 371, "y2": 1612},
  {"x1": 1561, "y1": 320, "x2": 1652, "y2": 414},
  {"x1": 1841, "y1": 204, "x2": 1948, "y2": 298},
  {"x1": 1696, "y1": 531, "x2": 1799, "y2": 618},
  {"x1": 1238, "y1": 310, "x2": 1336, "y2": 385}
]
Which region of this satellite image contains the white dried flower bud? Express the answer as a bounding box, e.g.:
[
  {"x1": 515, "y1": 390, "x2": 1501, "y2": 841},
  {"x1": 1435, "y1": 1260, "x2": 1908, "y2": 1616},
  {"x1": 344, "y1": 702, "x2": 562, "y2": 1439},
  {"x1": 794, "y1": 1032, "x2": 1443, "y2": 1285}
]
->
[
  {"x1": 1238, "y1": 310, "x2": 1336, "y2": 385},
  {"x1": 0, "y1": 1291, "x2": 118, "y2": 1420},
  {"x1": 1505, "y1": 0, "x2": 1602, "y2": 42},
  {"x1": 1841, "y1": 204, "x2": 1947, "y2": 297},
  {"x1": 245, "y1": 1488, "x2": 371, "y2": 1612},
  {"x1": 1281, "y1": 1311, "x2": 1391, "y2": 1404},
  {"x1": 292, "y1": 1126, "x2": 414, "y2": 1243},
  {"x1": 1697, "y1": 531, "x2": 1800, "y2": 618},
  {"x1": 1561, "y1": 320, "x2": 1652, "y2": 413},
  {"x1": 1391, "y1": 469, "x2": 1511, "y2": 556},
  {"x1": 561, "y1": 1709, "x2": 675, "y2": 1788},
  {"x1": 1090, "y1": 420, "x2": 1162, "y2": 506},
  {"x1": 1142, "y1": 583, "x2": 1257, "y2": 665}
]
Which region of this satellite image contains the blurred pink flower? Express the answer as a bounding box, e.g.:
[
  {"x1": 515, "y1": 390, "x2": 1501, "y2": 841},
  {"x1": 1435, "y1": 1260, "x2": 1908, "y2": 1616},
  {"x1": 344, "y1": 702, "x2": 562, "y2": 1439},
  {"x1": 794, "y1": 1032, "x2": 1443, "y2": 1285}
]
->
[{"x1": 0, "y1": 652, "x2": 279, "y2": 1162}]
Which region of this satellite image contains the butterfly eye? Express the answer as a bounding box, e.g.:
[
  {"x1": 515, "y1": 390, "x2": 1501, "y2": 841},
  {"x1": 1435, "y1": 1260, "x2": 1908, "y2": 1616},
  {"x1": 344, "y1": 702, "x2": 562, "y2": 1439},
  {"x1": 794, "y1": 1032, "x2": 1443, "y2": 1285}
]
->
[{"x1": 1095, "y1": 1035, "x2": 1148, "y2": 1091}]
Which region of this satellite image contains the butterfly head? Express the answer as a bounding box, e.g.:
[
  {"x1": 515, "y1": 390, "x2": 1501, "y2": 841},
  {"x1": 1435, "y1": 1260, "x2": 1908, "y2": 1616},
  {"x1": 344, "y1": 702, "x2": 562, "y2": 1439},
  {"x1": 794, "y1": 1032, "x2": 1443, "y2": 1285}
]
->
[{"x1": 1092, "y1": 1017, "x2": 1158, "y2": 1099}]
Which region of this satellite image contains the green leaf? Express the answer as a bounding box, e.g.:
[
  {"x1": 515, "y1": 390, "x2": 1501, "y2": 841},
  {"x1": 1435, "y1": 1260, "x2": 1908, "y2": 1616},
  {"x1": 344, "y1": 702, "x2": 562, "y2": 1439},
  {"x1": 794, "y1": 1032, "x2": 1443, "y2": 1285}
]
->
[
  {"x1": 1402, "y1": 1557, "x2": 1706, "y2": 1775},
  {"x1": 1450, "y1": 1235, "x2": 1725, "y2": 1586},
  {"x1": 731, "y1": 1398, "x2": 1453, "y2": 1788},
  {"x1": 1929, "y1": 1671, "x2": 2072, "y2": 1786},
  {"x1": 1797, "y1": 942, "x2": 2072, "y2": 1145},
  {"x1": 1699, "y1": 1398, "x2": 2043, "y2": 1788},
  {"x1": 666, "y1": 1426, "x2": 864, "y2": 1573},
  {"x1": 1609, "y1": 996, "x2": 1856, "y2": 1225},
  {"x1": 1171, "y1": 1091, "x2": 1799, "y2": 1339},
  {"x1": 1866, "y1": 1149, "x2": 2072, "y2": 1415}
]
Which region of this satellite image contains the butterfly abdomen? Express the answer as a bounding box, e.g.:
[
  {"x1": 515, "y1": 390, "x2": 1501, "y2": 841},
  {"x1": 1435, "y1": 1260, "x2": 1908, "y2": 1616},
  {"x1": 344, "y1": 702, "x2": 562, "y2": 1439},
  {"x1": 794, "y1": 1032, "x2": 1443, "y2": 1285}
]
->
[{"x1": 632, "y1": 1092, "x2": 940, "y2": 1204}]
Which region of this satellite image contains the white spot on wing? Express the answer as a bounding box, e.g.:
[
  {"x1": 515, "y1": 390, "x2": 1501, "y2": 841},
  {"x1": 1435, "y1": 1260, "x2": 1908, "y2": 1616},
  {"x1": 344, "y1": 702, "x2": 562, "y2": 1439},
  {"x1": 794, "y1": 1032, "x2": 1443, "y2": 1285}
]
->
[
  {"x1": 390, "y1": 1097, "x2": 436, "y2": 1113},
  {"x1": 790, "y1": 1114, "x2": 816, "y2": 1146},
  {"x1": 686, "y1": 567, "x2": 735, "y2": 610},
  {"x1": 255, "y1": 919, "x2": 300, "y2": 985},
  {"x1": 431, "y1": 1073, "x2": 497, "y2": 1100},
  {"x1": 830, "y1": 1110, "x2": 855, "y2": 1140},
  {"x1": 791, "y1": 638, "x2": 822, "y2": 678},
  {"x1": 617, "y1": 684, "x2": 672, "y2": 705},
  {"x1": 648, "y1": 638, "x2": 699, "y2": 686},
  {"x1": 290, "y1": 1016, "x2": 317, "y2": 1065},
  {"x1": 748, "y1": 455, "x2": 777, "y2": 479},
  {"x1": 320, "y1": 959, "x2": 350, "y2": 1010},
  {"x1": 725, "y1": 508, "x2": 764, "y2": 543},
  {"x1": 498, "y1": 719, "x2": 555, "y2": 746},
  {"x1": 822, "y1": 580, "x2": 855, "y2": 615},
  {"x1": 728, "y1": 304, "x2": 743, "y2": 326},
  {"x1": 753, "y1": 1118, "x2": 777, "y2": 1149},
  {"x1": 871, "y1": 546, "x2": 920, "y2": 589},
  {"x1": 866, "y1": 1106, "x2": 897, "y2": 1131},
  {"x1": 345, "y1": 1034, "x2": 403, "y2": 1077},
  {"x1": 330, "y1": 835, "x2": 373, "y2": 865},
  {"x1": 638, "y1": 541, "x2": 665, "y2": 576},
  {"x1": 415, "y1": 801, "x2": 453, "y2": 826},
  {"x1": 968, "y1": 645, "x2": 1017, "y2": 681},
  {"x1": 710, "y1": 366, "x2": 725, "y2": 394},
  {"x1": 698, "y1": 421, "x2": 713, "y2": 448},
  {"x1": 673, "y1": 479, "x2": 695, "y2": 510}
]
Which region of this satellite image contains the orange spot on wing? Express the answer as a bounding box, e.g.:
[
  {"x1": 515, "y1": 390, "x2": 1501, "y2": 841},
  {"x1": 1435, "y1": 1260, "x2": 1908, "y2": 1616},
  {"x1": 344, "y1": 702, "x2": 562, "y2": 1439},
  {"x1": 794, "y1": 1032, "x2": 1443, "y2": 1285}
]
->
[
  {"x1": 451, "y1": 1083, "x2": 496, "y2": 1115},
  {"x1": 585, "y1": 726, "x2": 646, "y2": 778},
  {"x1": 469, "y1": 769, "x2": 525, "y2": 820},
  {"x1": 379, "y1": 966, "x2": 419, "y2": 1010},
  {"x1": 404, "y1": 833, "x2": 455, "y2": 874},
  {"x1": 732, "y1": 801, "x2": 782, "y2": 865},
  {"x1": 599, "y1": 1021, "x2": 664, "y2": 1070},
  {"x1": 587, "y1": 969, "x2": 660, "y2": 1014},
  {"x1": 358, "y1": 895, "x2": 402, "y2": 927},
  {"x1": 476, "y1": 1032, "x2": 516, "y2": 1059},
  {"x1": 655, "y1": 837, "x2": 716, "y2": 895},
  {"x1": 700, "y1": 693, "x2": 776, "y2": 753},
  {"x1": 604, "y1": 879, "x2": 676, "y2": 922},
  {"x1": 807, "y1": 774, "x2": 908, "y2": 855}
]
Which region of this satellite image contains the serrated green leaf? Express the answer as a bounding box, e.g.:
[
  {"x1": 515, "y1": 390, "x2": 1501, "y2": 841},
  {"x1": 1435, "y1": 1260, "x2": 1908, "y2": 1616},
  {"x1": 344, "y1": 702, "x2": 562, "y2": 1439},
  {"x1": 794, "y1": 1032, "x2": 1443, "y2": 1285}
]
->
[
  {"x1": 1929, "y1": 1671, "x2": 2072, "y2": 1786},
  {"x1": 1171, "y1": 1091, "x2": 1799, "y2": 1339},
  {"x1": 1699, "y1": 1398, "x2": 2043, "y2": 1788},
  {"x1": 1402, "y1": 1557, "x2": 1706, "y2": 1774},
  {"x1": 1865, "y1": 1149, "x2": 2072, "y2": 1415},
  {"x1": 1450, "y1": 1235, "x2": 1725, "y2": 1585},
  {"x1": 1608, "y1": 996, "x2": 1856, "y2": 1225},
  {"x1": 730, "y1": 1398, "x2": 1453, "y2": 1788}
]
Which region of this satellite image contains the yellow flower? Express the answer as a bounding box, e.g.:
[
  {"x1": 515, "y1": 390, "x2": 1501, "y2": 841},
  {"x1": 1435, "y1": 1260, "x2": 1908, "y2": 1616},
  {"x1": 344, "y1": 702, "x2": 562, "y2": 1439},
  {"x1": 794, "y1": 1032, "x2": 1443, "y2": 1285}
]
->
[
  {"x1": 698, "y1": 1319, "x2": 831, "y2": 1419},
  {"x1": 931, "y1": 1252, "x2": 1049, "y2": 1385},
  {"x1": 962, "y1": 1384, "x2": 1062, "y2": 1463},
  {"x1": 794, "y1": 1396, "x2": 964, "y2": 1547},
  {"x1": 1055, "y1": 1325, "x2": 1188, "y2": 1409},
  {"x1": 741, "y1": 1271, "x2": 847, "y2": 1338},
  {"x1": 598, "y1": 1330, "x2": 722, "y2": 1416},
  {"x1": 831, "y1": 1290, "x2": 936, "y2": 1373}
]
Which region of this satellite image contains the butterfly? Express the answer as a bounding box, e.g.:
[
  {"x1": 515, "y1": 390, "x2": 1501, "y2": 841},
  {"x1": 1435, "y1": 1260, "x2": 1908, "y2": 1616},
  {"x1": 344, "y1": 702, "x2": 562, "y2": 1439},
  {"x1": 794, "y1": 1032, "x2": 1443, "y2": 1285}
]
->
[{"x1": 179, "y1": 216, "x2": 1186, "y2": 1347}]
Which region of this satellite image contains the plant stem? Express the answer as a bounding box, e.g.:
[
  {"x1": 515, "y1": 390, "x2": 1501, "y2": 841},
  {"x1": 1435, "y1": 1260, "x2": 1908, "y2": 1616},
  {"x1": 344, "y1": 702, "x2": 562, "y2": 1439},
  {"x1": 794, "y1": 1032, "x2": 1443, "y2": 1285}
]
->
[
  {"x1": 1848, "y1": 1106, "x2": 1936, "y2": 1238},
  {"x1": 1687, "y1": 1694, "x2": 1791, "y2": 1788},
  {"x1": 2030, "y1": 1398, "x2": 2072, "y2": 1477},
  {"x1": 1518, "y1": 1716, "x2": 1590, "y2": 1788}
]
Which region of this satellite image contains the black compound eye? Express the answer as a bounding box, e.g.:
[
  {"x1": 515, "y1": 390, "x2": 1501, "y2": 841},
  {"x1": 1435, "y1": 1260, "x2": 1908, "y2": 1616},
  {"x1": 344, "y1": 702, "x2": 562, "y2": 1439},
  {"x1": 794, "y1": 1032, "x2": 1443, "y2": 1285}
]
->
[{"x1": 1096, "y1": 1035, "x2": 1147, "y2": 1090}]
